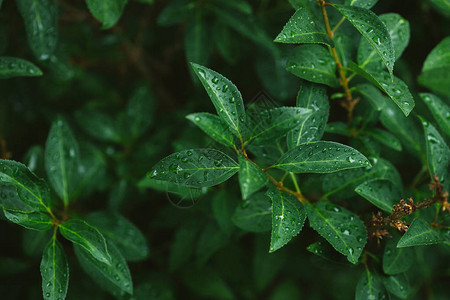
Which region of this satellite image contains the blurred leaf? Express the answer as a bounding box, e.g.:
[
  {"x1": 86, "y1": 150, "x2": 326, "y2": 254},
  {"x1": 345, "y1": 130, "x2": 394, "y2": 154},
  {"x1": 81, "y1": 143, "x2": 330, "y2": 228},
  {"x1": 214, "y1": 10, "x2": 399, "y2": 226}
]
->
[
  {"x1": 86, "y1": 0, "x2": 127, "y2": 29},
  {"x1": 420, "y1": 93, "x2": 450, "y2": 138},
  {"x1": 355, "y1": 269, "x2": 388, "y2": 300},
  {"x1": 75, "y1": 109, "x2": 121, "y2": 143},
  {"x1": 232, "y1": 192, "x2": 272, "y2": 232},
  {"x1": 0, "y1": 257, "x2": 28, "y2": 276},
  {"x1": 212, "y1": 190, "x2": 236, "y2": 235},
  {"x1": 157, "y1": 0, "x2": 194, "y2": 26},
  {"x1": 429, "y1": 0, "x2": 450, "y2": 17},
  {"x1": 253, "y1": 235, "x2": 286, "y2": 291},
  {"x1": 325, "y1": 122, "x2": 351, "y2": 137},
  {"x1": 185, "y1": 10, "x2": 213, "y2": 67},
  {"x1": 211, "y1": 0, "x2": 252, "y2": 15},
  {"x1": 383, "y1": 273, "x2": 410, "y2": 299},
  {"x1": 345, "y1": 0, "x2": 379, "y2": 9},
  {"x1": 169, "y1": 220, "x2": 202, "y2": 271},
  {"x1": 195, "y1": 222, "x2": 228, "y2": 265},
  {"x1": 355, "y1": 83, "x2": 387, "y2": 111},
  {"x1": 186, "y1": 113, "x2": 235, "y2": 147},
  {"x1": 383, "y1": 238, "x2": 413, "y2": 275},
  {"x1": 3, "y1": 210, "x2": 52, "y2": 231},
  {"x1": 364, "y1": 128, "x2": 402, "y2": 151},
  {"x1": 23, "y1": 230, "x2": 52, "y2": 257},
  {"x1": 40, "y1": 237, "x2": 69, "y2": 300},
  {"x1": 269, "y1": 281, "x2": 301, "y2": 300},
  {"x1": 0, "y1": 57, "x2": 42, "y2": 79},
  {"x1": 355, "y1": 179, "x2": 401, "y2": 213},
  {"x1": 23, "y1": 145, "x2": 45, "y2": 177},
  {"x1": 180, "y1": 266, "x2": 233, "y2": 300}
]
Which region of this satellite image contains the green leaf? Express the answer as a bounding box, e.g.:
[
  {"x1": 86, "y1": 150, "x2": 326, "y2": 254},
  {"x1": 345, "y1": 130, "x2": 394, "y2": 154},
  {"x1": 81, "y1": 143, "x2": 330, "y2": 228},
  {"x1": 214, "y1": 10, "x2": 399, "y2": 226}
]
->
[
  {"x1": 274, "y1": 7, "x2": 334, "y2": 47},
  {"x1": 253, "y1": 235, "x2": 286, "y2": 291},
  {"x1": 287, "y1": 82, "x2": 330, "y2": 149},
  {"x1": 349, "y1": 62, "x2": 414, "y2": 116},
  {"x1": 0, "y1": 57, "x2": 43, "y2": 79},
  {"x1": 212, "y1": 190, "x2": 236, "y2": 234},
  {"x1": 3, "y1": 210, "x2": 52, "y2": 231},
  {"x1": 382, "y1": 238, "x2": 413, "y2": 275},
  {"x1": 195, "y1": 222, "x2": 228, "y2": 265},
  {"x1": 306, "y1": 202, "x2": 367, "y2": 264},
  {"x1": 238, "y1": 153, "x2": 268, "y2": 200},
  {"x1": 345, "y1": 0, "x2": 378, "y2": 9},
  {"x1": 246, "y1": 107, "x2": 312, "y2": 145},
  {"x1": 355, "y1": 179, "x2": 401, "y2": 213},
  {"x1": 383, "y1": 273, "x2": 410, "y2": 299},
  {"x1": 148, "y1": 149, "x2": 238, "y2": 187},
  {"x1": 169, "y1": 220, "x2": 202, "y2": 271},
  {"x1": 355, "y1": 83, "x2": 387, "y2": 111},
  {"x1": 86, "y1": 211, "x2": 149, "y2": 261},
  {"x1": 334, "y1": 33, "x2": 355, "y2": 67},
  {"x1": 269, "y1": 281, "x2": 301, "y2": 300},
  {"x1": 232, "y1": 192, "x2": 272, "y2": 232},
  {"x1": 74, "y1": 240, "x2": 133, "y2": 296},
  {"x1": 420, "y1": 117, "x2": 449, "y2": 185},
  {"x1": 355, "y1": 269, "x2": 388, "y2": 300},
  {"x1": 334, "y1": 5, "x2": 395, "y2": 78},
  {"x1": 430, "y1": 0, "x2": 450, "y2": 17},
  {"x1": 325, "y1": 122, "x2": 352, "y2": 137},
  {"x1": 0, "y1": 185, "x2": 34, "y2": 213},
  {"x1": 157, "y1": 0, "x2": 194, "y2": 26},
  {"x1": 420, "y1": 93, "x2": 450, "y2": 138},
  {"x1": 0, "y1": 159, "x2": 51, "y2": 212},
  {"x1": 185, "y1": 10, "x2": 213, "y2": 66},
  {"x1": 211, "y1": 0, "x2": 252, "y2": 15},
  {"x1": 75, "y1": 109, "x2": 121, "y2": 143},
  {"x1": 16, "y1": 0, "x2": 58, "y2": 60},
  {"x1": 59, "y1": 219, "x2": 111, "y2": 265},
  {"x1": 40, "y1": 237, "x2": 69, "y2": 300},
  {"x1": 186, "y1": 113, "x2": 235, "y2": 147},
  {"x1": 85, "y1": 0, "x2": 127, "y2": 29},
  {"x1": 45, "y1": 117, "x2": 80, "y2": 206},
  {"x1": 418, "y1": 36, "x2": 450, "y2": 96},
  {"x1": 267, "y1": 187, "x2": 306, "y2": 252},
  {"x1": 364, "y1": 129, "x2": 402, "y2": 151},
  {"x1": 190, "y1": 63, "x2": 246, "y2": 139},
  {"x1": 286, "y1": 45, "x2": 339, "y2": 87},
  {"x1": 357, "y1": 13, "x2": 410, "y2": 70},
  {"x1": 397, "y1": 218, "x2": 445, "y2": 247},
  {"x1": 273, "y1": 141, "x2": 370, "y2": 173},
  {"x1": 180, "y1": 266, "x2": 233, "y2": 300}
]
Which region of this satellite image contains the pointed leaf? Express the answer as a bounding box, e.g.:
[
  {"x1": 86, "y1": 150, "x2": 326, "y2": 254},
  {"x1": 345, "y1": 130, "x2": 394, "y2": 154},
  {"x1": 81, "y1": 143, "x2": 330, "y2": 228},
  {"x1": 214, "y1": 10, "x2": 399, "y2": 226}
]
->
[
  {"x1": 59, "y1": 219, "x2": 111, "y2": 265},
  {"x1": 397, "y1": 218, "x2": 445, "y2": 247},
  {"x1": 286, "y1": 45, "x2": 339, "y2": 87},
  {"x1": 420, "y1": 93, "x2": 450, "y2": 138},
  {"x1": 232, "y1": 192, "x2": 272, "y2": 232},
  {"x1": 267, "y1": 187, "x2": 306, "y2": 252},
  {"x1": 364, "y1": 129, "x2": 402, "y2": 151},
  {"x1": 190, "y1": 63, "x2": 246, "y2": 139},
  {"x1": 274, "y1": 7, "x2": 334, "y2": 47},
  {"x1": 45, "y1": 117, "x2": 80, "y2": 205},
  {"x1": 274, "y1": 141, "x2": 370, "y2": 173},
  {"x1": 355, "y1": 269, "x2": 388, "y2": 300},
  {"x1": 40, "y1": 237, "x2": 69, "y2": 300},
  {"x1": 185, "y1": 11, "x2": 213, "y2": 66},
  {"x1": 86, "y1": 0, "x2": 127, "y2": 29},
  {"x1": 355, "y1": 179, "x2": 401, "y2": 213},
  {"x1": 383, "y1": 238, "x2": 413, "y2": 275},
  {"x1": 186, "y1": 113, "x2": 235, "y2": 147},
  {"x1": 334, "y1": 4, "x2": 395, "y2": 77},
  {"x1": 0, "y1": 159, "x2": 51, "y2": 212},
  {"x1": 16, "y1": 0, "x2": 58, "y2": 60},
  {"x1": 0, "y1": 185, "x2": 34, "y2": 213},
  {"x1": 0, "y1": 57, "x2": 42, "y2": 79},
  {"x1": 306, "y1": 202, "x2": 367, "y2": 264},
  {"x1": 148, "y1": 149, "x2": 238, "y2": 187},
  {"x1": 383, "y1": 273, "x2": 410, "y2": 299},
  {"x1": 345, "y1": 0, "x2": 378, "y2": 9},
  {"x1": 3, "y1": 210, "x2": 52, "y2": 231},
  {"x1": 238, "y1": 153, "x2": 268, "y2": 200}
]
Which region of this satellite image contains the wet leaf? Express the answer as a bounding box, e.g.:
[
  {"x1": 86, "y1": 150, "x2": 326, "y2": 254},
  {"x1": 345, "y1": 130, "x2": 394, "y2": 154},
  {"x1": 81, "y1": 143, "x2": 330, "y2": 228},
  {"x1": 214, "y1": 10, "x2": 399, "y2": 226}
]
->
[
  {"x1": 86, "y1": 0, "x2": 128, "y2": 29},
  {"x1": 345, "y1": 0, "x2": 379, "y2": 9},
  {"x1": 3, "y1": 210, "x2": 53, "y2": 231},
  {"x1": 186, "y1": 113, "x2": 235, "y2": 147},
  {"x1": 383, "y1": 238, "x2": 413, "y2": 275},
  {"x1": 397, "y1": 218, "x2": 446, "y2": 247},
  {"x1": 0, "y1": 57, "x2": 42, "y2": 79},
  {"x1": 383, "y1": 273, "x2": 410, "y2": 299},
  {"x1": 355, "y1": 269, "x2": 388, "y2": 300},
  {"x1": 355, "y1": 179, "x2": 401, "y2": 213},
  {"x1": 238, "y1": 153, "x2": 268, "y2": 200},
  {"x1": 420, "y1": 93, "x2": 450, "y2": 138},
  {"x1": 40, "y1": 237, "x2": 69, "y2": 300}
]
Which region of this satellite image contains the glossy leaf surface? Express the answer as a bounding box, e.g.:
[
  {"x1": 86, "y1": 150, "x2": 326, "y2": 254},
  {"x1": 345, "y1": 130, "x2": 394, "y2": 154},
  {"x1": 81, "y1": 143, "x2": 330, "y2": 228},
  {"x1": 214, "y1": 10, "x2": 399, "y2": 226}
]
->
[
  {"x1": 3, "y1": 210, "x2": 53, "y2": 231},
  {"x1": 40, "y1": 237, "x2": 69, "y2": 300},
  {"x1": 397, "y1": 218, "x2": 445, "y2": 247},
  {"x1": 420, "y1": 93, "x2": 450, "y2": 138},
  {"x1": 238, "y1": 153, "x2": 267, "y2": 200},
  {"x1": 86, "y1": 0, "x2": 127, "y2": 29},
  {"x1": 0, "y1": 185, "x2": 34, "y2": 213},
  {"x1": 186, "y1": 113, "x2": 235, "y2": 147},
  {"x1": 355, "y1": 270, "x2": 388, "y2": 300},
  {"x1": 0, "y1": 57, "x2": 42, "y2": 79},
  {"x1": 355, "y1": 179, "x2": 401, "y2": 213},
  {"x1": 345, "y1": 0, "x2": 378, "y2": 9}
]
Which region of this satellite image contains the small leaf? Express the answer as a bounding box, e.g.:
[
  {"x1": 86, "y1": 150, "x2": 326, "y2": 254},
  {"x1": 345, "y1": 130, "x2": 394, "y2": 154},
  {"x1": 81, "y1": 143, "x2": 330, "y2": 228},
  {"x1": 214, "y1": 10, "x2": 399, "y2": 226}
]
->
[
  {"x1": 148, "y1": 149, "x2": 239, "y2": 187},
  {"x1": 86, "y1": 211, "x2": 149, "y2": 261},
  {"x1": 45, "y1": 117, "x2": 80, "y2": 206},
  {"x1": 306, "y1": 202, "x2": 367, "y2": 264},
  {"x1": 16, "y1": 0, "x2": 58, "y2": 60},
  {"x1": 383, "y1": 273, "x2": 410, "y2": 299},
  {"x1": 355, "y1": 269, "x2": 388, "y2": 300},
  {"x1": 40, "y1": 237, "x2": 69, "y2": 300},
  {"x1": 232, "y1": 192, "x2": 272, "y2": 232},
  {"x1": 420, "y1": 93, "x2": 450, "y2": 138},
  {"x1": 397, "y1": 218, "x2": 445, "y2": 247},
  {"x1": 382, "y1": 238, "x2": 413, "y2": 275},
  {"x1": 0, "y1": 159, "x2": 51, "y2": 212},
  {"x1": 74, "y1": 240, "x2": 133, "y2": 296},
  {"x1": 0, "y1": 57, "x2": 42, "y2": 79},
  {"x1": 3, "y1": 210, "x2": 53, "y2": 231},
  {"x1": 186, "y1": 113, "x2": 235, "y2": 147},
  {"x1": 355, "y1": 179, "x2": 401, "y2": 213},
  {"x1": 86, "y1": 0, "x2": 128, "y2": 29},
  {"x1": 274, "y1": 141, "x2": 370, "y2": 173},
  {"x1": 334, "y1": 4, "x2": 395, "y2": 78},
  {"x1": 286, "y1": 45, "x2": 339, "y2": 87},
  {"x1": 190, "y1": 63, "x2": 246, "y2": 139},
  {"x1": 75, "y1": 109, "x2": 121, "y2": 143},
  {"x1": 238, "y1": 153, "x2": 268, "y2": 200},
  {"x1": 345, "y1": 0, "x2": 378, "y2": 9},
  {"x1": 274, "y1": 7, "x2": 334, "y2": 47},
  {"x1": 364, "y1": 128, "x2": 402, "y2": 151},
  {"x1": 267, "y1": 187, "x2": 306, "y2": 252},
  {"x1": 59, "y1": 219, "x2": 111, "y2": 265}
]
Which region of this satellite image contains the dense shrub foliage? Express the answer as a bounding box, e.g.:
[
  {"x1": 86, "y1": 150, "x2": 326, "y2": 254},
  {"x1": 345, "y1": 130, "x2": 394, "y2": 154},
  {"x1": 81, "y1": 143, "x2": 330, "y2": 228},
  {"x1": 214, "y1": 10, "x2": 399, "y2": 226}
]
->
[{"x1": 0, "y1": 0, "x2": 449, "y2": 299}]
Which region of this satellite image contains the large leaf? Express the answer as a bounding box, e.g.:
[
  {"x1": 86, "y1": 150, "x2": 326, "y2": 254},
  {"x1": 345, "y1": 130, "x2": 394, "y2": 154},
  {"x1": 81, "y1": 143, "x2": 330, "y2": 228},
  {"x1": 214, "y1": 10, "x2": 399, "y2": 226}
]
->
[
  {"x1": 0, "y1": 57, "x2": 42, "y2": 79},
  {"x1": 40, "y1": 237, "x2": 69, "y2": 300},
  {"x1": 86, "y1": 0, "x2": 128, "y2": 29},
  {"x1": 355, "y1": 179, "x2": 401, "y2": 213},
  {"x1": 397, "y1": 218, "x2": 446, "y2": 247},
  {"x1": 420, "y1": 93, "x2": 450, "y2": 138},
  {"x1": 286, "y1": 45, "x2": 339, "y2": 87},
  {"x1": 306, "y1": 202, "x2": 367, "y2": 264},
  {"x1": 45, "y1": 117, "x2": 80, "y2": 206},
  {"x1": 3, "y1": 210, "x2": 53, "y2": 231},
  {"x1": 190, "y1": 63, "x2": 246, "y2": 139},
  {"x1": 16, "y1": 0, "x2": 58, "y2": 60},
  {"x1": 355, "y1": 269, "x2": 388, "y2": 300},
  {"x1": 334, "y1": 4, "x2": 395, "y2": 77},
  {"x1": 246, "y1": 107, "x2": 312, "y2": 145},
  {"x1": 274, "y1": 7, "x2": 334, "y2": 47},
  {"x1": 232, "y1": 192, "x2": 272, "y2": 232},
  {"x1": 267, "y1": 188, "x2": 306, "y2": 252},
  {"x1": 0, "y1": 159, "x2": 51, "y2": 212},
  {"x1": 74, "y1": 240, "x2": 133, "y2": 296},
  {"x1": 86, "y1": 212, "x2": 149, "y2": 261},
  {"x1": 148, "y1": 149, "x2": 238, "y2": 187},
  {"x1": 186, "y1": 113, "x2": 235, "y2": 147},
  {"x1": 287, "y1": 82, "x2": 329, "y2": 149},
  {"x1": 273, "y1": 141, "x2": 370, "y2": 173},
  {"x1": 238, "y1": 153, "x2": 267, "y2": 200},
  {"x1": 59, "y1": 219, "x2": 111, "y2": 265},
  {"x1": 383, "y1": 238, "x2": 413, "y2": 275}
]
